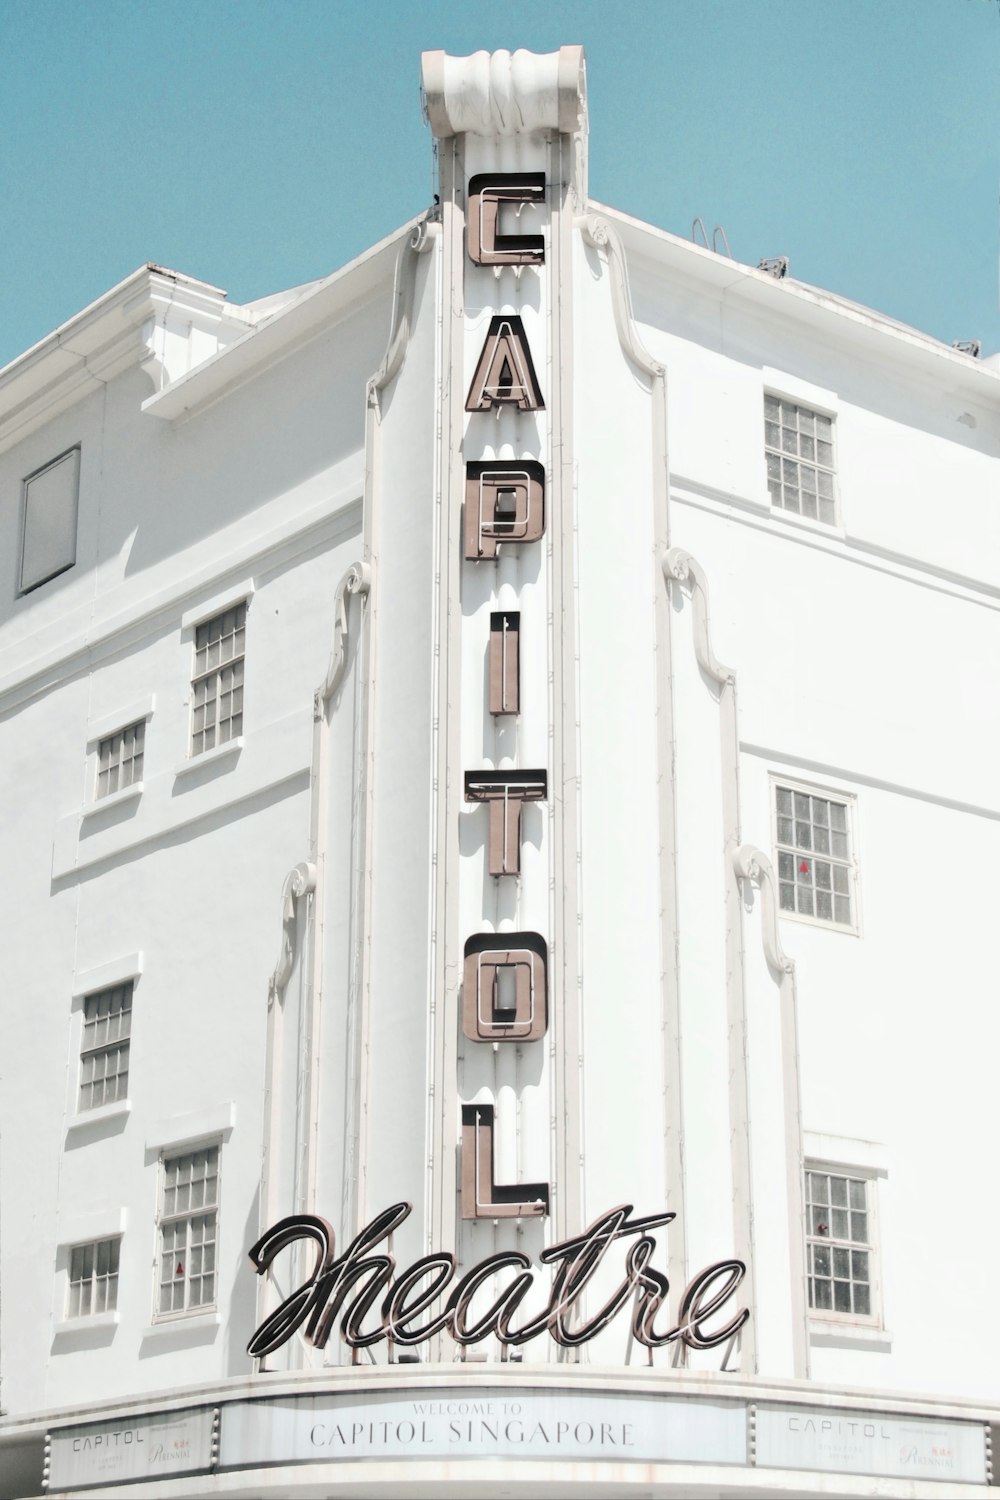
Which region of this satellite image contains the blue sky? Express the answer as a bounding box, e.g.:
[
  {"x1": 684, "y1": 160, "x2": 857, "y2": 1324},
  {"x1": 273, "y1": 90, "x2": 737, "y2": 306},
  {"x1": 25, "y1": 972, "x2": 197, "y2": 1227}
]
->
[{"x1": 1, "y1": 0, "x2": 998, "y2": 369}]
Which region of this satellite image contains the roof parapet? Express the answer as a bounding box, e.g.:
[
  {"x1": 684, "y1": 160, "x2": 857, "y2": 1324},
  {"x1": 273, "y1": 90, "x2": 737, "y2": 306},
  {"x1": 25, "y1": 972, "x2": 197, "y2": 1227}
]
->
[
  {"x1": 594, "y1": 202, "x2": 1000, "y2": 394},
  {"x1": 0, "y1": 266, "x2": 243, "y2": 457}
]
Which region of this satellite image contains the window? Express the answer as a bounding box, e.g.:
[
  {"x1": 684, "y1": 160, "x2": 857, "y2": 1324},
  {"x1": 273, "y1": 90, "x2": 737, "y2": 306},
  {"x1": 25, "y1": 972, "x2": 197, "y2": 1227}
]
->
[
  {"x1": 764, "y1": 396, "x2": 835, "y2": 524},
  {"x1": 806, "y1": 1168, "x2": 875, "y2": 1319},
  {"x1": 20, "y1": 447, "x2": 81, "y2": 593},
  {"x1": 67, "y1": 1238, "x2": 120, "y2": 1318},
  {"x1": 96, "y1": 720, "x2": 145, "y2": 799},
  {"x1": 774, "y1": 782, "x2": 854, "y2": 927},
  {"x1": 79, "y1": 983, "x2": 132, "y2": 1110},
  {"x1": 191, "y1": 603, "x2": 245, "y2": 756},
  {"x1": 157, "y1": 1147, "x2": 219, "y2": 1316}
]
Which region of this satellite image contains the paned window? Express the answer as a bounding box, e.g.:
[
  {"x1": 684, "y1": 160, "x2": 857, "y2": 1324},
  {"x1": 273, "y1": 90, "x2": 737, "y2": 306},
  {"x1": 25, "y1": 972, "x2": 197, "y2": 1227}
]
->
[
  {"x1": 765, "y1": 396, "x2": 835, "y2": 524},
  {"x1": 20, "y1": 447, "x2": 80, "y2": 593},
  {"x1": 97, "y1": 720, "x2": 145, "y2": 799},
  {"x1": 806, "y1": 1169, "x2": 874, "y2": 1318},
  {"x1": 775, "y1": 784, "x2": 853, "y2": 927},
  {"x1": 79, "y1": 983, "x2": 132, "y2": 1110},
  {"x1": 67, "y1": 1238, "x2": 120, "y2": 1318},
  {"x1": 157, "y1": 1147, "x2": 219, "y2": 1316},
  {"x1": 191, "y1": 603, "x2": 245, "y2": 756}
]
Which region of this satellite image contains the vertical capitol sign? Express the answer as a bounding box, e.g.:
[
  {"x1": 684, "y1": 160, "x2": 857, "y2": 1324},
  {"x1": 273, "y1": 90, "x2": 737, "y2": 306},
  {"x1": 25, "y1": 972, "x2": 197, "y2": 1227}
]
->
[
  {"x1": 428, "y1": 50, "x2": 573, "y2": 1231},
  {"x1": 247, "y1": 47, "x2": 749, "y2": 1366}
]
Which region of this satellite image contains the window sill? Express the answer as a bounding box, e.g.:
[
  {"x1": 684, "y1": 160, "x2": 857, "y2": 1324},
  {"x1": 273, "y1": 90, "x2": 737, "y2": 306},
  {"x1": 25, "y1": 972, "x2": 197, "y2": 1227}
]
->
[
  {"x1": 53, "y1": 1311, "x2": 119, "y2": 1338},
  {"x1": 18, "y1": 561, "x2": 76, "y2": 597},
  {"x1": 809, "y1": 1319, "x2": 892, "y2": 1352},
  {"x1": 82, "y1": 782, "x2": 143, "y2": 818},
  {"x1": 173, "y1": 737, "x2": 243, "y2": 779},
  {"x1": 142, "y1": 1310, "x2": 220, "y2": 1339},
  {"x1": 768, "y1": 501, "x2": 846, "y2": 543},
  {"x1": 66, "y1": 1099, "x2": 131, "y2": 1135},
  {"x1": 778, "y1": 905, "x2": 860, "y2": 939}
]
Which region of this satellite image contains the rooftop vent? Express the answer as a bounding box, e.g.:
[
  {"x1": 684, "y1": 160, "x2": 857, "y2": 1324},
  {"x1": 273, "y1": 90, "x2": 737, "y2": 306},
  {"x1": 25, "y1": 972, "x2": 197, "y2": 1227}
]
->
[{"x1": 757, "y1": 256, "x2": 789, "y2": 279}]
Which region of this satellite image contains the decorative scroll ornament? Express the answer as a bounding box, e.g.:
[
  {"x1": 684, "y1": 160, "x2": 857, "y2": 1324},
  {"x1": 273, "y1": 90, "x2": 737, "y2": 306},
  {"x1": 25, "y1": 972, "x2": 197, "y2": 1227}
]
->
[
  {"x1": 268, "y1": 861, "x2": 317, "y2": 1005},
  {"x1": 316, "y1": 562, "x2": 372, "y2": 710},
  {"x1": 580, "y1": 215, "x2": 665, "y2": 381},
  {"x1": 662, "y1": 547, "x2": 735, "y2": 688},
  {"x1": 733, "y1": 845, "x2": 795, "y2": 977},
  {"x1": 368, "y1": 217, "x2": 438, "y2": 402},
  {"x1": 247, "y1": 1201, "x2": 748, "y2": 1359},
  {"x1": 421, "y1": 46, "x2": 586, "y2": 139}
]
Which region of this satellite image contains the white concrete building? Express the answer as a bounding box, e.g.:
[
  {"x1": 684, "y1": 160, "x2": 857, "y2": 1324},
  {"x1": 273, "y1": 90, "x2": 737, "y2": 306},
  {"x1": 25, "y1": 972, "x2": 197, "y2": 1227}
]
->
[{"x1": 1, "y1": 44, "x2": 998, "y2": 1499}]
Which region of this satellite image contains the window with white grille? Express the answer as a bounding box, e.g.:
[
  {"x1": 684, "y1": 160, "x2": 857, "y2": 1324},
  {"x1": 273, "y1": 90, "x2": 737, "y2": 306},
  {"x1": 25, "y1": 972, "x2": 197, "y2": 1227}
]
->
[
  {"x1": 806, "y1": 1168, "x2": 876, "y2": 1319},
  {"x1": 157, "y1": 1147, "x2": 219, "y2": 1316},
  {"x1": 775, "y1": 782, "x2": 854, "y2": 928},
  {"x1": 96, "y1": 720, "x2": 145, "y2": 799},
  {"x1": 765, "y1": 396, "x2": 836, "y2": 524},
  {"x1": 67, "y1": 1237, "x2": 120, "y2": 1318},
  {"x1": 191, "y1": 603, "x2": 245, "y2": 756},
  {"x1": 79, "y1": 983, "x2": 132, "y2": 1110}
]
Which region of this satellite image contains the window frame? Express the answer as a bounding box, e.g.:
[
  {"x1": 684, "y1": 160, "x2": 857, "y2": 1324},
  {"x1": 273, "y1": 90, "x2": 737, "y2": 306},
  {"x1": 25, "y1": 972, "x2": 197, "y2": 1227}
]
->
[
  {"x1": 804, "y1": 1160, "x2": 884, "y2": 1332},
  {"x1": 770, "y1": 774, "x2": 860, "y2": 935},
  {"x1": 154, "y1": 1144, "x2": 221, "y2": 1322},
  {"x1": 78, "y1": 980, "x2": 133, "y2": 1113},
  {"x1": 18, "y1": 445, "x2": 81, "y2": 595},
  {"x1": 763, "y1": 391, "x2": 839, "y2": 529},
  {"x1": 95, "y1": 719, "x2": 146, "y2": 801},
  {"x1": 66, "y1": 1236, "x2": 121, "y2": 1320},
  {"x1": 188, "y1": 599, "x2": 247, "y2": 759},
  {"x1": 66, "y1": 956, "x2": 142, "y2": 1133},
  {"x1": 82, "y1": 698, "x2": 155, "y2": 814}
]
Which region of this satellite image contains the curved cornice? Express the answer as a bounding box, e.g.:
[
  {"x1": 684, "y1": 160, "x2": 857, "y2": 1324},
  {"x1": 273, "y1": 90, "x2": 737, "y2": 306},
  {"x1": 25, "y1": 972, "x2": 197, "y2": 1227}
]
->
[
  {"x1": 268, "y1": 861, "x2": 317, "y2": 1005},
  {"x1": 662, "y1": 546, "x2": 735, "y2": 688},
  {"x1": 316, "y1": 561, "x2": 372, "y2": 710},
  {"x1": 579, "y1": 215, "x2": 664, "y2": 381},
  {"x1": 733, "y1": 844, "x2": 795, "y2": 977}
]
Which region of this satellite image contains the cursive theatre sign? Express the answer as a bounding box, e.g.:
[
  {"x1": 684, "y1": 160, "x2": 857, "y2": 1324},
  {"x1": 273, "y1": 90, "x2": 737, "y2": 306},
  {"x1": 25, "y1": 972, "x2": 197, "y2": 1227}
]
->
[{"x1": 247, "y1": 1201, "x2": 748, "y2": 1360}]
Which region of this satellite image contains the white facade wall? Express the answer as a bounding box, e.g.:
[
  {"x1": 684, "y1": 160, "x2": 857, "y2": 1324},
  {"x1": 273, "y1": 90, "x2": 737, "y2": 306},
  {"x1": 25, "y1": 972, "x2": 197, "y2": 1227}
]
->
[
  {"x1": 0, "y1": 262, "x2": 395, "y2": 1420},
  {"x1": 624, "y1": 239, "x2": 1000, "y2": 1399},
  {"x1": 0, "y1": 44, "x2": 998, "y2": 1500}
]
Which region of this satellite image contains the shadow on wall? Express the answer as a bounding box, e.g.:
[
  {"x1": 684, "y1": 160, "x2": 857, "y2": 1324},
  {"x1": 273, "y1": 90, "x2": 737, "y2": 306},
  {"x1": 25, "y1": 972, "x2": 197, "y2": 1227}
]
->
[
  {"x1": 50, "y1": 771, "x2": 310, "y2": 897},
  {"x1": 117, "y1": 299, "x2": 389, "y2": 581},
  {"x1": 225, "y1": 1188, "x2": 261, "y2": 1377}
]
